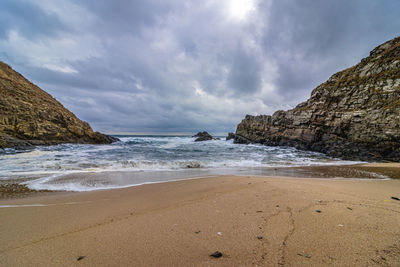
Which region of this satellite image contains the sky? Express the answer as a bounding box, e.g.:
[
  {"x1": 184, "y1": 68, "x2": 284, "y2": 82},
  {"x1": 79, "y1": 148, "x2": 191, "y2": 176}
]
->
[{"x1": 0, "y1": 0, "x2": 399, "y2": 135}]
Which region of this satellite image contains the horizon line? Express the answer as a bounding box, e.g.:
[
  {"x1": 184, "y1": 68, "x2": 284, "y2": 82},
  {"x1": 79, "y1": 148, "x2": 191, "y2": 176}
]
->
[{"x1": 102, "y1": 131, "x2": 232, "y2": 136}]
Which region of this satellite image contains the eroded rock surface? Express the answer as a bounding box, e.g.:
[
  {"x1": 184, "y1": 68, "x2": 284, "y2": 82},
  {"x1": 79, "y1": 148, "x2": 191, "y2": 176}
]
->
[
  {"x1": 193, "y1": 131, "x2": 214, "y2": 142},
  {"x1": 226, "y1": 132, "x2": 235, "y2": 141},
  {"x1": 0, "y1": 61, "x2": 118, "y2": 149},
  {"x1": 235, "y1": 36, "x2": 400, "y2": 161}
]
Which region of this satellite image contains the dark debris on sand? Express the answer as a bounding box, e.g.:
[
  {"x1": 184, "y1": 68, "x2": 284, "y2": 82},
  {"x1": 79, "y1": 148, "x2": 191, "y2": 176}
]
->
[
  {"x1": 210, "y1": 251, "x2": 223, "y2": 258},
  {"x1": 0, "y1": 182, "x2": 52, "y2": 199}
]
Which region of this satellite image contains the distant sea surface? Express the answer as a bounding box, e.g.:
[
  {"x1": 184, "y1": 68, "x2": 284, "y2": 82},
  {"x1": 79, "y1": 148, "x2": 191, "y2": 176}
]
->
[{"x1": 0, "y1": 135, "x2": 365, "y2": 191}]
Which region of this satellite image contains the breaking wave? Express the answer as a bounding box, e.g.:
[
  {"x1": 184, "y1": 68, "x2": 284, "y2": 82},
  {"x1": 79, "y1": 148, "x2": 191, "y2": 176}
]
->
[{"x1": 0, "y1": 135, "x2": 364, "y2": 191}]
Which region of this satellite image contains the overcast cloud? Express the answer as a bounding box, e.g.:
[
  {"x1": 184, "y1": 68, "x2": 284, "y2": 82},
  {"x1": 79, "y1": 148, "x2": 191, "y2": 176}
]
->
[{"x1": 0, "y1": 0, "x2": 399, "y2": 134}]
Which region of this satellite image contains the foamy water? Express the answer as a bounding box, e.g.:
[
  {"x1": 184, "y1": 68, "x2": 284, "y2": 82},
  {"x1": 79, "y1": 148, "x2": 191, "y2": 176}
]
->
[{"x1": 0, "y1": 135, "x2": 363, "y2": 191}]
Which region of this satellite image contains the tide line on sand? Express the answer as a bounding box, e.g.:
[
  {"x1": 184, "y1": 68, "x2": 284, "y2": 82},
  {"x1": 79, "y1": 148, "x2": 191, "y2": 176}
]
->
[{"x1": 0, "y1": 201, "x2": 92, "y2": 208}]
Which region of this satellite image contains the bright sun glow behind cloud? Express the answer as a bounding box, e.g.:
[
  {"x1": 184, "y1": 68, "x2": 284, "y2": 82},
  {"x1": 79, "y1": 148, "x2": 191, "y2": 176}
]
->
[{"x1": 227, "y1": 0, "x2": 256, "y2": 20}]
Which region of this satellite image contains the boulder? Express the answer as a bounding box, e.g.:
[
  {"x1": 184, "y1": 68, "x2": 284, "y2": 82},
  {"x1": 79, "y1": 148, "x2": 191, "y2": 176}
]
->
[
  {"x1": 226, "y1": 132, "x2": 235, "y2": 141},
  {"x1": 193, "y1": 131, "x2": 213, "y2": 142}
]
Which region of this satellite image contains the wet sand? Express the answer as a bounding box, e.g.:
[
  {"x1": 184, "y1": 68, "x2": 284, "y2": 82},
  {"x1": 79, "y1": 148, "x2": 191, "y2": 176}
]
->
[
  {"x1": 0, "y1": 183, "x2": 54, "y2": 199},
  {"x1": 1, "y1": 174, "x2": 400, "y2": 266},
  {"x1": 361, "y1": 163, "x2": 400, "y2": 168},
  {"x1": 2, "y1": 163, "x2": 400, "y2": 201}
]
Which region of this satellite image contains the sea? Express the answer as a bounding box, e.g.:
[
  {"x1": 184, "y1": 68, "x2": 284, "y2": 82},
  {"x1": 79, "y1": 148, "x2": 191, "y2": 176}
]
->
[{"x1": 0, "y1": 135, "x2": 367, "y2": 192}]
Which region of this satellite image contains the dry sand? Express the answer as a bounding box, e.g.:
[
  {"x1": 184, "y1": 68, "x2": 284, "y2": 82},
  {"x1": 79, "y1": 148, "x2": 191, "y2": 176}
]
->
[{"x1": 1, "y1": 175, "x2": 400, "y2": 266}]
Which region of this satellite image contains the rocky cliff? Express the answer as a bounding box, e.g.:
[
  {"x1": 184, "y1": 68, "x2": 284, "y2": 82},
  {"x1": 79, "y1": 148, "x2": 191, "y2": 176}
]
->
[
  {"x1": 0, "y1": 61, "x2": 118, "y2": 149},
  {"x1": 235, "y1": 36, "x2": 400, "y2": 161}
]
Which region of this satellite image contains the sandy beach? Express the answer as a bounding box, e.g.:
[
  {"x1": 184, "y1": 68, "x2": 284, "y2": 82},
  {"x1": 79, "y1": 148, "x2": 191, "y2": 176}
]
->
[
  {"x1": 1, "y1": 171, "x2": 400, "y2": 266},
  {"x1": 2, "y1": 2, "x2": 400, "y2": 266}
]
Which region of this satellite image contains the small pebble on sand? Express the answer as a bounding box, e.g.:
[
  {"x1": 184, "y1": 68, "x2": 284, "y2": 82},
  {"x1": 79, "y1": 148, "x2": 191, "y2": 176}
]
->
[{"x1": 210, "y1": 251, "x2": 223, "y2": 258}]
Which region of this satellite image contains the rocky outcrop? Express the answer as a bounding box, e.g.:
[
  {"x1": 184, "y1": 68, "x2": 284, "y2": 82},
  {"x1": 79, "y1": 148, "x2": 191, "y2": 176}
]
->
[
  {"x1": 0, "y1": 61, "x2": 118, "y2": 149},
  {"x1": 193, "y1": 131, "x2": 214, "y2": 142},
  {"x1": 226, "y1": 132, "x2": 235, "y2": 141},
  {"x1": 235, "y1": 36, "x2": 400, "y2": 161}
]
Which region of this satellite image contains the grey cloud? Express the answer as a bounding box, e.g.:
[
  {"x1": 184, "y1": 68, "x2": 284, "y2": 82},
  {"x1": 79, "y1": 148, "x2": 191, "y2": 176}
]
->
[
  {"x1": 263, "y1": 0, "x2": 400, "y2": 104},
  {"x1": 1, "y1": 0, "x2": 400, "y2": 134},
  {"x1": 22, "y1": 66, "x2": 99, "y2": 91},
  {"x1": 72, "y1": 0, "x2": 175, "y2": 36},
  {"x1": 228, "y1": 44, "x2": 262, "y2": 95},
  {"x1": 0, "y1": 0, "x2": 67, "y2": 40}
]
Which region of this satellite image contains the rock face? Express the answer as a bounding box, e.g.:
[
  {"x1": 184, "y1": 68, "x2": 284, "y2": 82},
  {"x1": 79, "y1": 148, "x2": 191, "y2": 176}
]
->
[
  {"x1": 193, "y1": 131, "x2": 214, "y2": 142},
  {"x1": 226, "y1": 132, "x2": 235, "y2": 141},
  {"x1": 235, "y1": 36, "x2": 400, "y2": 161},
  {"x1": 0, "y1": 61, "x2": 118, "y2": 149}
]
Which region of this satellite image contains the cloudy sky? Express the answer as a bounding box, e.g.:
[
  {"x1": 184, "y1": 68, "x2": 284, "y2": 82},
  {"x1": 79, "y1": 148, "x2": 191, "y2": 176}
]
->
[{"x1": 1, "y1": 0, "x2": 399, "y2": 134}]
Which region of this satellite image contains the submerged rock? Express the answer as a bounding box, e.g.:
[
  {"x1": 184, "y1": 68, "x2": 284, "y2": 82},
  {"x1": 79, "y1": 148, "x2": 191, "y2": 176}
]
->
[
  {"x1": 0, "y1": 61, "x2": 119, "y2": 149},
  {"x1": 193, "y1": 131, "x2": 213, "y2": 142},
  {"x1": 234, "y1": 36, "x2": 400, "y2": 161}
]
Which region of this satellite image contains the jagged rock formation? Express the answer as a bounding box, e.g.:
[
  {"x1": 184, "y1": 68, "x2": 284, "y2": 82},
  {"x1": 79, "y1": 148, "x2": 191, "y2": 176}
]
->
[
  {"x1": 235, "y1": 36, "x2": 400, "y2": 161},
  {"x1": 193, "y1": 131, "x2": 214, "y2": 142},
  {"x1": 0, "y1": 61, "x2": 118, "y2": 149},
  {"x1": 226, "y1": 132, "x2": 235, "y2": 141}
]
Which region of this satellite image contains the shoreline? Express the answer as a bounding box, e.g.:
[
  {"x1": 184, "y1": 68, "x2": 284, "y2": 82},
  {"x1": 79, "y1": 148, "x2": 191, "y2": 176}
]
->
[
  {"x1": 1, "y1": 175, "x2": 399, "y2": 266},
  {"x1": 1, "y1": 162, "x2": 400, "y2": 200}
]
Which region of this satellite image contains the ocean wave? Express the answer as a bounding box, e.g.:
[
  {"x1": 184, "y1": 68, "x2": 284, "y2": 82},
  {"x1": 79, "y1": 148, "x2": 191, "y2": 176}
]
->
[{"x1": 0, "y1": 135, "x2": 364, "y2": 184}]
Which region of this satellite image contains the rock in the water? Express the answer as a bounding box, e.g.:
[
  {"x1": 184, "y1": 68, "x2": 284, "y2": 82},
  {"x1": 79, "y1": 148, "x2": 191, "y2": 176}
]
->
[
  {"x1": 0, "y1": 133, "x2": 33, "y2": 150},
  {"x1": 234, "y1": 36, "x2": 400, "y2": 161},
  {"x1": 186, "y1": 161, "x2": 202, "y2": 168},
  {"x1": 193, "y1": 131, "x2": 213, "y2": 142},
  {"x1": 0, "y1": 61, "x2": 119, "y2": 149},
  {"x1": 226, "y1": 132, "x2": 235, "y2": 141}
]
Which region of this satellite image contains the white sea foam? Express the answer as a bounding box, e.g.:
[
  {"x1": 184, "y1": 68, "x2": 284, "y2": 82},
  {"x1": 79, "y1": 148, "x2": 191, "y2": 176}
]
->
[
  {"x1": 24, "y1": 171, "x2": 219, "y2": 192},
  {"x1": 0, "y1": 135, "x2": 367, "y2": 191}
]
